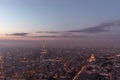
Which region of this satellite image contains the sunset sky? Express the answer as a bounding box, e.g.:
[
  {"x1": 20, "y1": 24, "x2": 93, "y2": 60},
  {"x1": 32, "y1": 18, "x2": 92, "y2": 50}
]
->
[{"x1": 0, "y1": 0, "x2": 120, "y2": 47}]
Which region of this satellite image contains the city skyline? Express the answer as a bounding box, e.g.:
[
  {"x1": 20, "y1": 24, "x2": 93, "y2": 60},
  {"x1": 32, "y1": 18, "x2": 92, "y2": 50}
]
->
[
  {"x1": 0, "y1": 1, "x2": 120, "y2": 79},
  {"x1": 0, "y1": 0, "x2": 120, "y2": 47}
]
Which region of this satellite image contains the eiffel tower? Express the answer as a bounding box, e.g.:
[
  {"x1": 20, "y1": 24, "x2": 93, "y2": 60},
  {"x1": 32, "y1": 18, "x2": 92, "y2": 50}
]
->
[
  {"x1": 38, "y1": 40, "x2": 47, "y2": 79},
  {"x1": 40, "y1": 40, "x2": 47, "y2": 63}
]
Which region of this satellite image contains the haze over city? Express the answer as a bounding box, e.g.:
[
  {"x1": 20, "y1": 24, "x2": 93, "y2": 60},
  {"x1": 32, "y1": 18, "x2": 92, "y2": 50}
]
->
[
  {"x1": 0, "y1": 1, "x2": 120, "y2": 80},
  {"x1": 0, "y1": 0, "x2": 120, "y2": 47}
]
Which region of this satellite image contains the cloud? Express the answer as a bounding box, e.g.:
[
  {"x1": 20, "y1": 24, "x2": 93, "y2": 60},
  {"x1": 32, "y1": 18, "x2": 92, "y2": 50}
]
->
[
  {"x1": 29, "y1": 34, "x2": 87, "y2": 38},
  {"x1": 36, "y1": 20, "x2": 120, "y2": 36},
  {"x1": 30, "y1": 35, "x2": 58, "y2": 38},
  {"x1": 37, "y1": 31, "x2": 60, "y2": 33},
  {"x1": 68, "y1": 20, "x2": 120, "y2": 33},
  {"x1": 7, "y1": 33, "x2": 29, "y2": 36},
  {"x1": 61, "y1": 32, "x2": 72, "y2": 37},
  {"x1": 37, "y1": 20, "x2": 120, "y2": 34},
  {"x1": 5, "y1": 20, "x2": 120, "y2": 39},
  {"x1": 36, "y1": 31, "x2": 77, "y2": 37}
]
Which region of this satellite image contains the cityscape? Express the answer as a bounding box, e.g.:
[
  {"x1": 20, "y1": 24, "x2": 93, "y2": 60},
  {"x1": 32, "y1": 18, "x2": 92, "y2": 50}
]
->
[
  {"x1": 0, "y1": 0, "x2": 120, "y2": 80},
  {"x1": 0, "y1": 40, "x2": 119, "y2": 80}
]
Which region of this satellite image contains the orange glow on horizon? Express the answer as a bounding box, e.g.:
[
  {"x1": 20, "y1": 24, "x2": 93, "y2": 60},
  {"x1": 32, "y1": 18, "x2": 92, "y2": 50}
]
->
[{"x1": 0, "y1": 34, "x2": 59, "y2": 41}]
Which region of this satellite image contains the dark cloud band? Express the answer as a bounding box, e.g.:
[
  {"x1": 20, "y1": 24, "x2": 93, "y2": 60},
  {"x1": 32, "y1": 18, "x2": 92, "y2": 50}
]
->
[
  {"x1": 7, "y1": 33, "x2": 29, "y2": 36},
  {"x1": 68, "y1": 20, "x2": 120, "y2": 33}
]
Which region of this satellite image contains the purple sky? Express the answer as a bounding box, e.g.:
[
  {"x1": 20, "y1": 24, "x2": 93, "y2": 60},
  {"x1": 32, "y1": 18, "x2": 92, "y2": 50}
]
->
[{"x1": 0, "y1": 0, "x2": 120, "y2": 47}]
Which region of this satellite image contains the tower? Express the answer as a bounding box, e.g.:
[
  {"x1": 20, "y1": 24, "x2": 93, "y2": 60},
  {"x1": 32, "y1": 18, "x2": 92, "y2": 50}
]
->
[
  {"x1": 40, "y1": 40, "x2": 47, "y2": 63},
  {"x1": 0, "y1": 53, "x2": 5, "y2": 79},
  {"x1": 39, "y1": 40, "x2": 47, "y2": 79},
  {"x1": 89, "y1": 53, "x2": 96, "y2": 62}
]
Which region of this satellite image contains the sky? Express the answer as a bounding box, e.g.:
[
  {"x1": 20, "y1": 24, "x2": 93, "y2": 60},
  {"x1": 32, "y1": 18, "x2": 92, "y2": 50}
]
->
[{"x1": 0, "y1": 0, "x2": 120, "y2": 47}]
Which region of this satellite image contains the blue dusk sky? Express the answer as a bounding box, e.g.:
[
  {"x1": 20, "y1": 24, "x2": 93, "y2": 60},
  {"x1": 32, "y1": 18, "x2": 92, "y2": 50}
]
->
[{"x1": 0, "y1": 0, "x2": 120, "y2": 47}]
